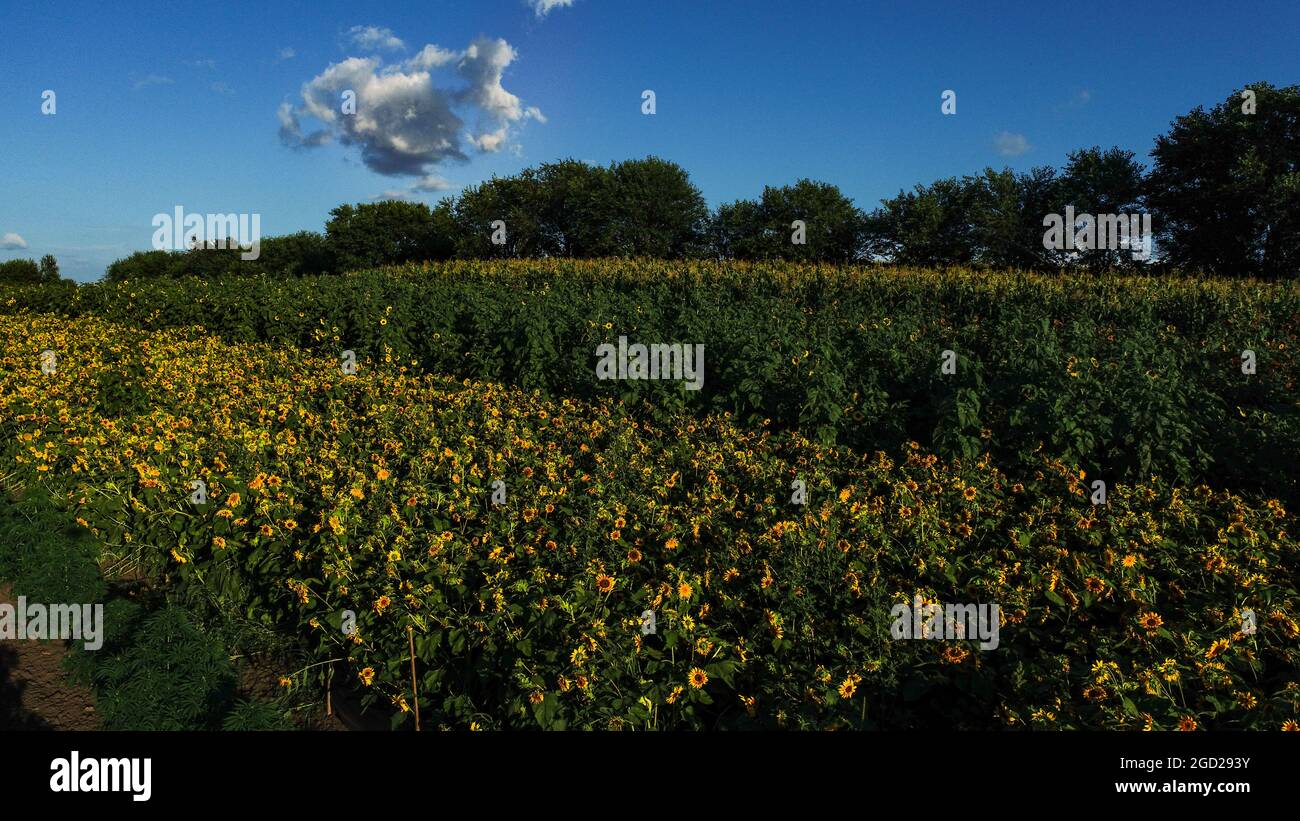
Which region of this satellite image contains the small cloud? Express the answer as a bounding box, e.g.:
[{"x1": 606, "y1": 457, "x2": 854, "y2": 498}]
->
[
  {"x1": 185, "y1": 59, "x2": 217, "y2": 69},
  {"x1": 374, "y1": 177, "x2": 460, "y2": 200},
  {"x1": 133, "y1": 74, "x2": 175, "y2": 89},
  {"x1": 1, "y1": 232, "x2": 28, "y2": 249},
  {"x1": 993, "y1": 131, "x2": 1032, "y2": 157},
  {"x1": 348, "y1": 25, "x2": 406, "y2": 52},
  {"x1": 1056, "y1": 89, "x2": 1092, "y2": 111},
  {"x1": 210, "y1": 82, "x2": 235, "y2": 96},
  {"x1": 468, "y1": 126, "x2": 509, "y2": 153},
  {"x1": 529, "y1": 0, "x2": 575, "y2": 17},
  {"x1": 276, "y1": 47, "x2": 297, "y2": 62},
  {"x1": 413, "y1": 175, "x2": 455, "y2": 192}
]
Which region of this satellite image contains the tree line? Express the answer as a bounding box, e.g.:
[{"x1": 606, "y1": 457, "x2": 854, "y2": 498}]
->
[
  {"x1": 64, "y1": 82, "x2": 1300, "y2": 283},
  {"x1": 0, "y1": 255, "x2": 61, "y2": 284}
]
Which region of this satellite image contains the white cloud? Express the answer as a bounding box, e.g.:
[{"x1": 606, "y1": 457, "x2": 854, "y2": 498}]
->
[
  {"x1": 467, "y1": 126, "x2": 508, "y2": 153},
  {"x1": 407, "y1": 44, "x2": 460, "y2": 70},
  {"x1": 1, "y1": 232, "x2": 27, "y2": 249},
  {"x1": 529, "y1": 0, "x2": 576, "y2": 17},
  {"x1": 133, "y1": 74, "x2": 174, "y2": 89},
  {"x1": 277, "y1": 47, "x2": 297, "y2": 62},
  {"x1": 455, "y1": 39, "x2": 546, "y2": 152},
  {"x1": 279, "y1": 34, "x2": 543, "y2": 176},
  {"x1": 993, "y1": 131, "x2": 1032, "y2": 157},
  {"x1": 184, "y1": 59, "x2": 217, "y2": 69},
  {"x1": 373, "y1": 175, "x2": 459, "y2": 201},
  {"x1": 413, "y1": 175, "x2": 454, "y2": 192},
  {"x1": 211, "y1": 82, "x2": 235, "y2": 96},
  {"x1": 348, "y1": 25, "x2": 406, "y2": 52}
]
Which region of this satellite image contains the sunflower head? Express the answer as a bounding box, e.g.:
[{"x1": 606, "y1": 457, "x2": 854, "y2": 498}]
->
[{"x1": 1138, "y1": 612, "x2": 1164, "y2": 632}]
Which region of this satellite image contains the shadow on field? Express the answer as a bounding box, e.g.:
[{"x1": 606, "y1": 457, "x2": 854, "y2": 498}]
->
[{"x1": 0, "y1": 642, "x2": 53, "y2": 730}]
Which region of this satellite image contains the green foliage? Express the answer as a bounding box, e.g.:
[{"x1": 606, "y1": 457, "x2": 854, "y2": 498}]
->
[
  {"x1": 713, "y1": 179, "x2": 866, "y2": 261},
  {"x1": 89, "y1": 606, "x2": 237, "y2": 730},
  {"x1": 7, "y1": 261, "x2": 1296, "y2": 506},
  {"x1": 604, "y1": 157, "x2": 710, "y2": 257},
  {"x1": 0, "y1": 490, "x2": 299, "y2": 732},
  {"x1": 868, "y1": 152, "x2": 1147, "y2": 273},
  {"x1": 451, "y1": 172, "x2": 547, "y2": 258},
  {"x1": 966, "y1": 166, "x2": 1063, "y2": 271},
  {"x1": 4, "y1": 314, "x2": 1297, "y2": 731},
  {"x1": 254, "y1": 231, "x2": 336, "y2": 277},
  {"x1": 867, "y1": 177, "x2": 977, "y2": 266},
  {"x1": 326, "y1": 201, "x2": 454, "y2": 270},
  {"x1": 221, "y1": 699, "x2": 292, "y2": 730},
  {"x1": 708, "y1": 198, "x2": 763, "y2": 259},
  {"x1": 38, "y1": 254, "x2": 60, "y2": 283},
  {"x1": 104, "y1": 234, "x2": 338, "y2": 282},
  {"x1": 1056, "y1": 147, "x2": 1147, "y2": 273},
  {"x1": 105, "y1": 249, "x2": 178, "y2": 282},
  {"x1": 0, "y1": 258, "x2": 42, "y2": 284},
  {"x1": 451, "y1": 156, "x2": 708, "y2": 258},
  {"x1": 0, "y1": 488, "x2": 106, "y2": 605},
  {"x1": 62, "y1": 597, "x2": 146, "y2": 685},
  {"x1": 1147, "y1": 81, "x2": 1300, "y2": 279}
]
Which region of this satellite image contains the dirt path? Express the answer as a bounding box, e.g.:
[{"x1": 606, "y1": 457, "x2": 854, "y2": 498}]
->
[{"x1": 0, "y1": 585, "x2": 100, "y2": 731}]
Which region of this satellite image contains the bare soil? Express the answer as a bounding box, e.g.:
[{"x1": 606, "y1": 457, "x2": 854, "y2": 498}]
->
[{"x1": 0, "y1": 585, "x2": 100, "y2": 731}]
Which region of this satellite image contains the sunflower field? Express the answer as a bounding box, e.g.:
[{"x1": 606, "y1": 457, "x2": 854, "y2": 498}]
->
[
  {"x1": 6, "y1": 261, "x2": 1298, "y2": 505},
  {"x1": 2, "y1": 265, "x2": 1298, "y2": 731}
]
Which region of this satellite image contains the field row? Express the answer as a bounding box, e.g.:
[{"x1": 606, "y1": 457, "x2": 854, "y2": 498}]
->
[{"x1": 7, "y1": 261, "x2": 1298, "y2": 504}]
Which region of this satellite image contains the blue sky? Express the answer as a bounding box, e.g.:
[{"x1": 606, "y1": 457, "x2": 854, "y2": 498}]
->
[{"x1": 2, "y1": 0, "x2": 1297, "y2": 281}]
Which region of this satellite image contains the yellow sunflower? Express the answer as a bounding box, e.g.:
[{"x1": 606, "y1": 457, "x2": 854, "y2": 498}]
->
[{"x1": 1138, "y1": 612, "x2": 1163, "y2": 632}]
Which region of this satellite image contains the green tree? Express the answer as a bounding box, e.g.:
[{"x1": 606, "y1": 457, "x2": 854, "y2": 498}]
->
[
  {"x1": 967, "y1": 166, "x2": 1063, "y2": 271},
  {"x1": 866, "y1": 177, "x2": 977, "y2": 267},
  {"x1": 713, "y1": 180, "x2": 866, "y2": 262},
  {"x1": 450, "y1": 174, "x2": 546, "y2": 258},
  {"x1": 246, "y1": 231, "x2": 336, "y2": 277},
  {"x1": 1146, "y1": 82, "x2": 1300, "y2": 278},
  {"x1": 752, "y1": 179, "x2": 865, "y2": 262},
  {"x1": 708, "y1": 199, "x2": 764, "y2": 259},
  {"x1": 603, "y1": 157, "x2": 709, "y2": 257},
  {"x1": 1056, "y1": 147, "x2": 1147, "y2": 272},
  {"x1": 0, "y1": 258, "x2": 43, "y2": 283},
  {"x1": 326, "y1": 200, "x2": 455, "y2": 271},
  {"x1": 38, "y1": 254, "x2": 60, "y2": 283},
  {"x1": 532, "y1": 159, "x2": 614, "y2": 257},
  {"x1": 106, "y1": 250, "x2": 182, "y2": 282}
]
